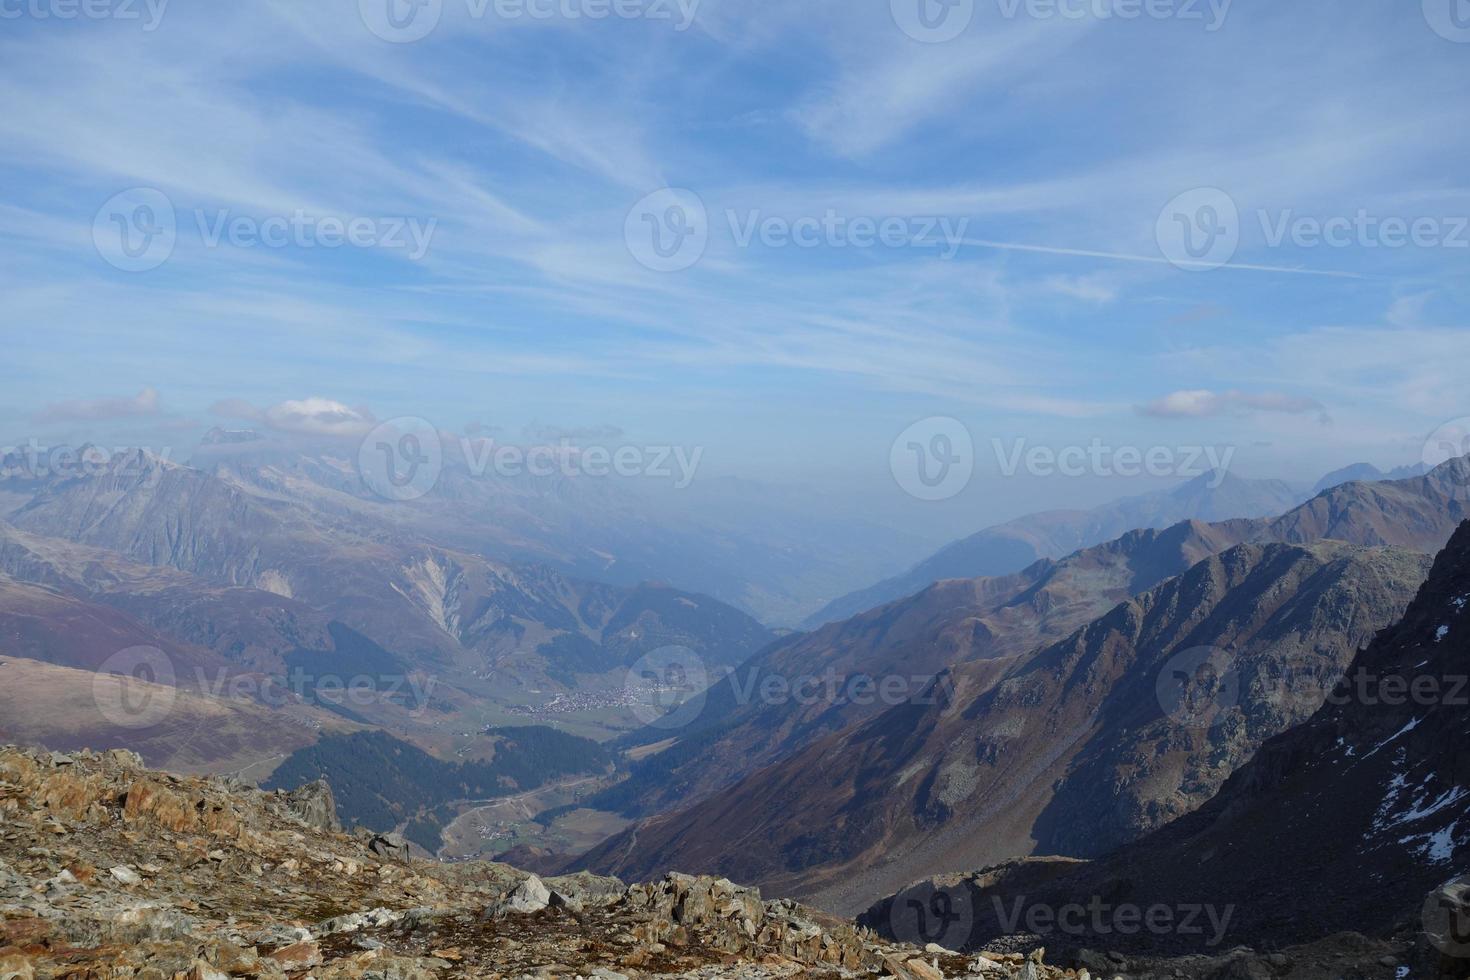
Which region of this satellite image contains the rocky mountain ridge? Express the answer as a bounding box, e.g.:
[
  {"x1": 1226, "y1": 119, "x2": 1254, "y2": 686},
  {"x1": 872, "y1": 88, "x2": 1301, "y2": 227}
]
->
[
  {"x1": 597, "y1": 461, "x2": 1468, "y2": 829},
  {"x1": 576, "y1": 542, "x2": 1432, "y2": 912},
  {"x1": 806, "y1": 471, "x2": 1311, "y2": 629},
  {"x1": 0, "y1": 744, "x2": 1088, "y2": 980},
  {"x1": 862, "y1": 519, "x2": 1470, "y2": 970}
]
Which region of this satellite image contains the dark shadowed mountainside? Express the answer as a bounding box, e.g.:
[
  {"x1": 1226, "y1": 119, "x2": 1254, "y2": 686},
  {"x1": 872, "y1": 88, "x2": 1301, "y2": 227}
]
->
[
  {"x1": 864, "y1": 519, "x2": 1470, "y2": 960},
  {"x1": 594, "y1": 461, "x2": 1468, "y2": 826},
  {"x1": 577, "y1": 542, "x2": 1430, "y2": 914}
]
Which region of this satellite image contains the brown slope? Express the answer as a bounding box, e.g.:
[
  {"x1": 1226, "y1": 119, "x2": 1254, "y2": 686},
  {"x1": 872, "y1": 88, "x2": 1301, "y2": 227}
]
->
[
  {"x1": 0, "y1": 657, "x2": 349, "y2": 773},
  {"x1": 1258, "y1": 464, "x2": 1468, "y2": 551},
  {"x1": 599, "y1": 461, "x2": 1467, "y2": 825},
  {"x1": 0, "y1": 521, "x2": 335, "y2": 672},
  {"x1": 869, "y1": 519, "x2": 1470, "y2": 960},
  {"x1": 578, "y1": 542, "x2": 1430, "y2": 914},
  {"x1": 599, "y1": 519, "x2": 1247, "y2": 818},
  {"x1": 0, "y1": 572, "x2": 228, "y2": 677},
  {"x1": 3, "y1": 452, "x2": 774, "y2": 694},
  {"x1": 0, "y1": 576, "x2": 353, "y2": 772}
]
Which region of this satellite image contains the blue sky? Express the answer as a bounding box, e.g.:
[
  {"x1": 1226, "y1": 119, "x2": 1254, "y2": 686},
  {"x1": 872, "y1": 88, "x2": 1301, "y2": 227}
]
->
[{"x1": 1, "y1": 0, "x2": 1468, "y2": 534}]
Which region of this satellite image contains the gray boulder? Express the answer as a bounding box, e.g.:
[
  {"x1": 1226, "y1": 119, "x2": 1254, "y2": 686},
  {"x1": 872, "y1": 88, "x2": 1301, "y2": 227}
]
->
[
  {"x1": 487, "y1": 875, "x2": 552, "y2": 917},
  {"x1": 367, "y1": 833, "x2": 411, "y2": 862},
  {"x1": 284, "y1": 779, "x2": 341, "y2": 833}
]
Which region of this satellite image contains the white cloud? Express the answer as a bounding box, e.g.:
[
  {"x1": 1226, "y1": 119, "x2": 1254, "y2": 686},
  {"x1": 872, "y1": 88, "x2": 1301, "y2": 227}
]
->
[
  {"x1": 211, "y1": 396, "x2": 375, "y2": 437},
  {"x1": 35, "y1": 387, "x2": 160, "y2": 423},
  {"x1": 262, "y1": 398, "x2": 376, "y2": 437},
  {"x1": 1138, "y1": 389, "x2": 1329, "y2": 424}
]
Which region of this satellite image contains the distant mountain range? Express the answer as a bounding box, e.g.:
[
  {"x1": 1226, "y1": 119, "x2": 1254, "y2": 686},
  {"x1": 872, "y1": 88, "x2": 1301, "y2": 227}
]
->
[
  {"x1": 573, "y1": 460, "x2": 1470, "y2": 911},
  {"x1": 192, "y1": 429, "x2": 934, "y2": 626},
  {"x1": 0, "y1": 444, "x2": 779, "y2": 770},
  {"x1": 1313, "y1": 460, "x2": 1428, "y2": 494},
  {"x1": 2, "y1": 448, "x2": 775, "y2": 687},
  {"x1": 863, "y1": 517, "x2": 1470, "y2": 961},
  {"x1": 808, "y1": 461, "x2": 1437, "y2": 630},
  {"x1": 804, "y1": 471, "x2": 1311, "y2": 628},
  {"x1": 580, "y1": 541, "x2": 1430, "y2": 912}
]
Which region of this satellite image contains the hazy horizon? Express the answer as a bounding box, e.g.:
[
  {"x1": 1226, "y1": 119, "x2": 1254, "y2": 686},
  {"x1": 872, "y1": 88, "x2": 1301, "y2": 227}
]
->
[{"x1": 3, "y1": 0, "x2": 1469, "y2": 547}]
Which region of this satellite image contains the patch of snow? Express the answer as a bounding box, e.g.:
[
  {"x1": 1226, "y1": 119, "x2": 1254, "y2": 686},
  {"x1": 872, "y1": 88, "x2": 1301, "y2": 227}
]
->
[
  {"x1": 1399, "y1": 821, "x2": 1460, "y2": 866},
  {"x1": 1364, "y1": 717, "x2": 1422, "y2": 759},
  {"x1": 1428, "y1": 822, "x2": 1458, "y2": 863},
  {"x1": 1438, "y1": 625, "x2": 1451, "y2": 643},
  {"x1": 1387, "y1": 786, "x2": 1469, "y2": 829},
  {"x1": 1373, "y1": 771, "x2": 1412, "y2": 832}
]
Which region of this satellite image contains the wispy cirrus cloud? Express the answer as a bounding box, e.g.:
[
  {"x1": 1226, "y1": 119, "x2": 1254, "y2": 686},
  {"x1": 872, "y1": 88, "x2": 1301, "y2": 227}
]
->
[{"x1": 1, "y1": 0, "x2": 1467, "y2": 504}]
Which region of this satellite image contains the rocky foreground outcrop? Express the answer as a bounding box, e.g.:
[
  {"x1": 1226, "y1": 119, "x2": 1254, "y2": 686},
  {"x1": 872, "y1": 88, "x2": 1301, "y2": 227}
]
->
[{"x1": 1, "y1": 745, "x2": 1089, "y2": 980}]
